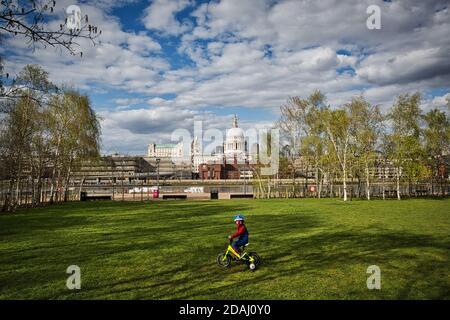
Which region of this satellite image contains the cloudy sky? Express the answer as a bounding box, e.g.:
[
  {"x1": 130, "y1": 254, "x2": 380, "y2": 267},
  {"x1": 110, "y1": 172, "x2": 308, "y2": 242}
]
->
[{"x1": 3, "y1": 0, "x2": 450, "y2": 155}]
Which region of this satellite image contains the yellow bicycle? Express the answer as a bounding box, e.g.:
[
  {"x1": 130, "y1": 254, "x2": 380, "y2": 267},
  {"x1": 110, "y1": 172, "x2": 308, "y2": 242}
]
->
[{"x1": 216, "y1": 240, "x2": 261, "y2": 271}]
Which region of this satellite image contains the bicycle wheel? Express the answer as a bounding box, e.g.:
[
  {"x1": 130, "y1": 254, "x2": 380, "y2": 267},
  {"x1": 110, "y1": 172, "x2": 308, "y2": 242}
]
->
[
  {"x1": 216, "y1": 252, "x2": 231, "y2": 267},
  {"x1": 248, "y1": 252, "x2": 261, "y2": 267}
]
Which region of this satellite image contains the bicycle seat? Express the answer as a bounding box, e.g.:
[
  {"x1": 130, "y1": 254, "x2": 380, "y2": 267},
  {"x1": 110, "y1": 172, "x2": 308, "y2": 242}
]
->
[{"x1": 239, "y1": 243, "x2": 249, "y2": 251}]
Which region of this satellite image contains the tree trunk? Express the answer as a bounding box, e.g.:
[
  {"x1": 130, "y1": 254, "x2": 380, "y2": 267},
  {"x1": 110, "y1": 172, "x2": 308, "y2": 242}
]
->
[
  {"x1": 318, "y1": 172, "x2": 323, "y2": 199},
  {"x1": 343, "y1": 165, "x2": 348, "y2": 201},
  {"x1": 49, "y1": 164, "x2": 57, "y2": 204},
  {"x1": 357, "y1": 176, "x2": 361, "y2": 199},
  {"x1": 292, "y1": 171, "x2": 296, "y2": 198},
  {"x1": 382, "y1": 160, "x2": 386, "y2": 200},
  {"x1": 365, "y1": 163, "x2": 371, "y2": 200},
  {"x1": 13, "y1": 157, "x2": 22, "y2": 209},
  {"x1": 3, "y1": 179, "x2": 14, "y2": 212},
  {"x1": 305, "y1": 164, "x2": 309, "y2": 197},
  {"x1": 396, "y1": 167, "x2": 401, "y2": 200},
  {"x1": 7, "y1": 179, "x2": 13, "y2": 211},
  {"x1": 31, "y1": 175, "x2": 37, "y2": 207},
  {"x1": 430, "y1": 166, "x2": 435, "y2": 196},
  {"x1": 64, "y1": 165, "x2": 72, "y2": 202},
  {"x1": 78, "y1": 176, "x2": 85, "y2": 201},
  {"x1": 50, "y1": 135, "x2": 62, "y2": 204},
  {"x1": 315, "y1": 165, "x2": 320, "y2": 199},
  {"x1": 442, "y1": 177, "x2": 446, "y2": 196},
  {"x1": 350, "y1": 174, "x2": 353, "y2": 201},
  {"x1": 55, "y1": 168, "x2": 62, "y2": 203},
  {"x1": 35, "y1": 177, "x2": 42, "y2": 207},
  {"x1": 330, "y1": 177, "x2": 334, "y2": 198}
]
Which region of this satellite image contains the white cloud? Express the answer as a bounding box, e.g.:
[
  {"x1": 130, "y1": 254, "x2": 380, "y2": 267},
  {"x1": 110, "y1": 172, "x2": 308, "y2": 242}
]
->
[
  {"x1": 3, "y1": 2, "x2": 168, "y2": 93},
  {"x1": 4, "y1": 0, "x2": 450, "y2": 153},
  {"x1": 113, "y1": 97, "x2": 145, "y2": 110},
  {"x1": 358, "y1": 46, "x2": 450, "y2": 85},
  {"x1": 422, "y1": 93, "x2": 450, "y2": 113},
  {"x1": 127, "y1": 32, "x2": 162, "y2": 53},
  {"x1": 142, "y1": 0, "x2": 192, "y2": 35},
  {"x1": 99, "y1": 104, "x2": 271, "y2": 154}
]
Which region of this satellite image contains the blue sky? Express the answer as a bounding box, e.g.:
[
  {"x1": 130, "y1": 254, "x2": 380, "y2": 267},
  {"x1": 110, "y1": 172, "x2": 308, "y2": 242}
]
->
[{"x1": 3, "y1": 0, "x2": 450, "y2": 154}]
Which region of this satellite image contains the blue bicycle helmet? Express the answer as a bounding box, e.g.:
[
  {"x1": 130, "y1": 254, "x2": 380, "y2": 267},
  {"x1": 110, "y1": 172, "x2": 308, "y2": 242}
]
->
[{"x1": 233, "y1": 214, "x2": 245, "y2": 221}]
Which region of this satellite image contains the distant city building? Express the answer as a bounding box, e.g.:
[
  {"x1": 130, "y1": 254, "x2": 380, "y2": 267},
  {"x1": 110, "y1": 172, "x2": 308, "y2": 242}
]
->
[
  {"x1": 198, "y1": 160, "x2": 253, "y2": 180},
  {"x1": 224, "y1": 114, "x2": 247, "y2": 161},
  {"x1": 72, "y1": 155, "x2": 154, "y2": 184},
  {"x1": 147, "y1": 142, "x2": 184, "y2": 159},
  {"x1": 213, "y1": 145, "x2": 224, "y2": 155},
  {"x1": 191, "y1": 114, "x2": 254, "y2": 174},
  {"x1": 144, "y1": 115, "x2": 258, "y2": 176}
]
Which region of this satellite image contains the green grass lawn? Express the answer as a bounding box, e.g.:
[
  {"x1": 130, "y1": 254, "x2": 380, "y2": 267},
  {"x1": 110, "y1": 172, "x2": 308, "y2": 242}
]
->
[{"x1": 0, "y1": 198, "x2": 449, "y2": 299}]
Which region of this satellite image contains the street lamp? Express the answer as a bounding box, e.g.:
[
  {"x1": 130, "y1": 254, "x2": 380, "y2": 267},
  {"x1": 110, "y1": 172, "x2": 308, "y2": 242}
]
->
[
  {"x1": 147, "y1": 158, "x2": 151, "y2": 200},
  {"x1": 243, "y1": 170, "x2": 247, "y2": 195},
  {"x1": 121, "y1": 159, "x2": 125, "y2": 201},
  {"x1": 156, "y1": 158, "x2": 161, "y2": 189},
  {"x1": 180, "y1": 162, "x2": 187, "y2": 181}
]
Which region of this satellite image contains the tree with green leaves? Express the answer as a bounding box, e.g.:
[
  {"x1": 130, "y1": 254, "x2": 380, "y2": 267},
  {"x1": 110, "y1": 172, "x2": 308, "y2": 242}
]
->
[
  {"x1": 61, "y1": 91, "x2": 101, "y2": 201},
  {"x1": 321, "y1": 138, "x2": 339, "y2": 198},
  {"x1": 423, "y1": 108, "x2": 450, "y2": 195},
  {"x1": 47, "y1": 90, "x2": 100, "y2": 202},
  {"x1": 0, "y1": 64, "x2": 55, "y2": 210},
  {"x1": 347, "y1": 96, "x2": 383, "y2": 200},
  {"x1": 387, "y1": 93, "x2": 423, "y2": 200},
  {"x1": 279, "y1": 90, "x2": 327, "y2": 198},
  {"x1": 277, "y1": 106, "x2": 301, "y2": 195},
  {"x1": 323, "y1": 107, "x2": 353, "y2": 201},
  {"x1": 1, "y1": 64, "x2": 100, "y2": 211}
]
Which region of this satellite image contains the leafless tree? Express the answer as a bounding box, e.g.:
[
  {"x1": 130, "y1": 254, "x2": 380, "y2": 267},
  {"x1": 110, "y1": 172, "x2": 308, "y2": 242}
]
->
[{"x1": 1, "y1": 0, "x2": 101, "y2": 99}]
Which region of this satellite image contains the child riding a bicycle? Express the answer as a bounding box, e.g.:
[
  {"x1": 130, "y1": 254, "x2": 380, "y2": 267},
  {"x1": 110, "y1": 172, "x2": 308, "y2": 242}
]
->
[
  {"x1": 217, "y1": 214, "x2": 259, "y2": 270},
  {"x1": 228, "y1": 214, "x2": 249, "y2": 258}
]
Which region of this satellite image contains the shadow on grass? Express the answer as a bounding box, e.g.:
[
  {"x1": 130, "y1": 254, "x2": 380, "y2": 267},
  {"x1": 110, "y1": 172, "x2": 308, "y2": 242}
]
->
[
  {"x1": 163, "y1": 225, "x2": 450, "y2": 299},
  {"x1": 1, "y1": 200, "x2": 449, "y2": 299},
  {"x1": 240, "y1": 228, "x2": 449, "y2": 299}
]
